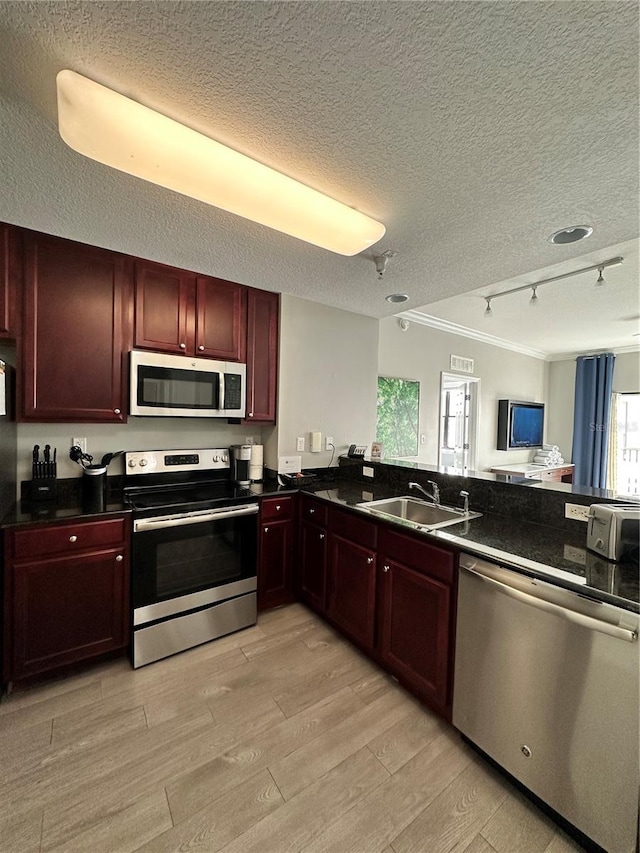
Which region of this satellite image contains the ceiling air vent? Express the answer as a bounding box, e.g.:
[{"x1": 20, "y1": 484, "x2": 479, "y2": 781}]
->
[{"x1": 450, "y1": 355, "x2": 474, "y2": 374}]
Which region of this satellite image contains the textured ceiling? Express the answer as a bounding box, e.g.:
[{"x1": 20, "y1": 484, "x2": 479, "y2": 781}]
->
[{"x1": 0, "y1": 1, "x2": 638, "y2": 347}]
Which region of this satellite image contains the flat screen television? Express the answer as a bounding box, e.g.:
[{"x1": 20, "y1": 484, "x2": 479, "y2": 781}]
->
[{"x1": 497, "y1": 399, "x2": 545, "y2": 450}]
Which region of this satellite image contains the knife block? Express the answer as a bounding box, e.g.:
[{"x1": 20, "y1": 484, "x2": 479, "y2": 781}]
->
[
  {"x1": 30, "y1": 477, "x2": 57, "y2": 501},
  {"x1": 31, "y1": 461, "x2": 57, "y2": 501}
]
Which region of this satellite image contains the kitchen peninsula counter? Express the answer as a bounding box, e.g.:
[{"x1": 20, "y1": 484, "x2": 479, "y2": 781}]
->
[{"x1": 251, "y1": 479, "x2": 639, "y2": 614}]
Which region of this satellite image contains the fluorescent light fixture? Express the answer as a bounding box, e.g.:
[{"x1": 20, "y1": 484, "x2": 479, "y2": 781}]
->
[{"x1": 56, "y1": 70, "x2": 386, "y2": 256}]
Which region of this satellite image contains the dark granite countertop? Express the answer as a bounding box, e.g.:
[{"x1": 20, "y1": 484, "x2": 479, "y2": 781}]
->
[
  {"x1": 1, "y1": 497, "x2": 131, "y2": 528},
  {"x1": 3, "y1": 476, "x2": 637, "y2": 613},
  {"x1": 280, "y1": 480, "x2": 639, "y2": 614}
]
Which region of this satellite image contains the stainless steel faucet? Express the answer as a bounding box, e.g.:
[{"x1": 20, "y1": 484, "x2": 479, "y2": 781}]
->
[
  {"x1": 409, "y1": 480, "x2": 440, "y2": 506},
  {"x1": 459, "y1": 490, "x2": 470, "y2": 514}
]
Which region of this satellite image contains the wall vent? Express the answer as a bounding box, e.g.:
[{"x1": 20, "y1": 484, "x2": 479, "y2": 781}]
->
[{"x1": 450, "y1": 354, "x2": 474, "y2": 374}]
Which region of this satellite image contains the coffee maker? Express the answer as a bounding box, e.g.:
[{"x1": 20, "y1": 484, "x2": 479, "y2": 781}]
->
[{"x1": 229, "y1": 444, "x2": 251, "y2": 486}]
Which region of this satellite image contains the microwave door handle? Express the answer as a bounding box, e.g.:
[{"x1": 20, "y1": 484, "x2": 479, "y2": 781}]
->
[
  {"x1": 134, "y1": 503, "x2": 259, "y2": 532},
  {"x1": 218, "y1": 371, "x2": 225, "y2": 412}
]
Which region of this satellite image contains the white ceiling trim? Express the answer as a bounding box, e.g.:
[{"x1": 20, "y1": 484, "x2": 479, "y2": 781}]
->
[
  {"x1": 397, "y1": 310, "x2": 550, "y2": 362},
  {"x1": 548, "y1": 345, "x2": 640, "y2": 363}
]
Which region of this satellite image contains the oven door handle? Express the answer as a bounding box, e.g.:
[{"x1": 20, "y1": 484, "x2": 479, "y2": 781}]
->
[{"x1": 134, "y1": 503, "x2": 259, "y2": 532}]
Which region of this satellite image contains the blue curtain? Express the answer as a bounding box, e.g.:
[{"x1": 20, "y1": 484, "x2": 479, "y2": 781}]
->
[{"x1": 571, "y1": 353, "x2": 615, "y2": 488}]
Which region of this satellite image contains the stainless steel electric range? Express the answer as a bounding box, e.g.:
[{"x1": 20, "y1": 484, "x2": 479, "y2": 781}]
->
[{"x1": 123, "y1": 448, "x2": 259, "y2": 668}]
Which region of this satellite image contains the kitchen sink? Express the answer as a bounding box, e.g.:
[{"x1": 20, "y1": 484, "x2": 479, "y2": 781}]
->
[{"x1": 358, "y1": 496, "x2": 481, "y2": 530}]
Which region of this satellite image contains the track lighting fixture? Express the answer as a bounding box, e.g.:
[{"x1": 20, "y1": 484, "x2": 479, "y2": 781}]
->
[{"x1": 481, "y1": 256, "x2": 622, "y2": 317}]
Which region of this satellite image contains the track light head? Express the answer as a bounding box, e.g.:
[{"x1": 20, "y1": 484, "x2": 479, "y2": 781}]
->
[
  {"x1": 529, "y1": 286, "x2": 539, "y2": 307},
  {"x1": 484, "y1": 298, "x2": 493, "y2": 317},
  {"x1": 595, "y1": 267, "x2": 605, "y2": 286}
]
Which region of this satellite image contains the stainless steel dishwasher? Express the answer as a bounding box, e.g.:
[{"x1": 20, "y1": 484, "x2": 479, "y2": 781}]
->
[{"x1": 453, "y1": 553, "x2": 639, "y2": 853}]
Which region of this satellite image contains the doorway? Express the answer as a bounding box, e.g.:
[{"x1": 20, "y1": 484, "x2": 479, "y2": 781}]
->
[{"x1": 438, "y1": 372, "x2": 480, "y2": 470}]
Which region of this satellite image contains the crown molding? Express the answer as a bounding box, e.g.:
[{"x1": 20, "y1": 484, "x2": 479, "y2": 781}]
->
[
  {"x1": 548, "y1": 345, "x2": 640, "y2": 362},
  {"x1": 397, "y1": 310, "x2": 550, "y2": 361}
]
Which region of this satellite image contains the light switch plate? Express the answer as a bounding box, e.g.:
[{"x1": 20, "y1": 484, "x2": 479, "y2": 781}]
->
[{"x1": 310, "y1": 431, "x2": 322, "y2": 453}]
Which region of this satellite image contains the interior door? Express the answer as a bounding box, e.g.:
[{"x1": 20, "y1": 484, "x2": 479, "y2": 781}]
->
[{"x1": 439, "y1": 373, "x2": 479, "y2": 470}]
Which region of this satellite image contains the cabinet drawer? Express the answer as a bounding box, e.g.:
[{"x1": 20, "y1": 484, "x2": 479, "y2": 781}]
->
[
  {"x1": 12, "y1": 517, "x2": 127, "y2": 560},
  {"x1": 379, "y1": 527, "x2": 456, "y2": 585},
  {"x1": 330, "y1": 507, "x2": 377, "y2": 550},
  {"x1": 300, "y1": 496, "x2": 328, "y2": 527},
  {"x1": 261, "y1": 496, "x2": 294, "y2": 522}
]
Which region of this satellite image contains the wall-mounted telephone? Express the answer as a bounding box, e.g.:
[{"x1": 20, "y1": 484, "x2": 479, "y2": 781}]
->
[{"x1": 347, "y1": 444, "x2": 367, "y2": 458}]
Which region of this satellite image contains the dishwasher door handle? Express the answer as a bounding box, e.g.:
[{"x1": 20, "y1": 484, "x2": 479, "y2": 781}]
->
[{"x1": 462, "y1": 566, "x2": 638, "y2": 643}]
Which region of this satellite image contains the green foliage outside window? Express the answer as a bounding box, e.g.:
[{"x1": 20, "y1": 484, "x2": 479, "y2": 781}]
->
[{"x1": 376, "y1": 376, "x2": 420, "y2": 457}]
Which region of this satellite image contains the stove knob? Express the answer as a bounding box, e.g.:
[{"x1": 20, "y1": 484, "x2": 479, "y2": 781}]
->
[
  {"x1": 139, "y1": 458, "x2": 148, "y2": 467},
  {"x1": 213, "y1": 455, "x2": 220, "y2": 463},
  {"x1": 128, "y1": 459, "x2": 137, "y2": 468}
]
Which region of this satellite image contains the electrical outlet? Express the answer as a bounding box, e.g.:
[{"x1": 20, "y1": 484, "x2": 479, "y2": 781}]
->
[
  {"x1": 325, "y1": 436, "x2": 334, "y2": 451},
  {"x1": 564, "y1": 545, "x2": 587, "y2": 565},
  {"x1": 363, "y1": 466, "x2": 374, "y2": 478},
  {"x1": 564, "y1": 503, "x2": 591, "y2": 522},
  {"x1": 72, "y1": 436, "x2": 87, "y2": 454},
  {"x1": 244, "y1": 436, "x2": 255, "y2": 445},
  {"x1": 296, "y1": 436, "x2": 305, "y2": 452}
]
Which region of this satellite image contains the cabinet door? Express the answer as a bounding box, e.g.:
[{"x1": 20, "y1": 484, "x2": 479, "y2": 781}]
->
[
  {"x1": 299, "y1": 520, "x2": 327, "y2": 613},
  {"x1": 258, "y1": 519, "x2": 293, "y2": 610},
  {"x1": 0, "y1": 223, "x2": 19, "y2": 339},
  {"x1": 196, "y1": 276, "x2": 246, "y2": 361},
  {"x1": 134, "y1": 259, "x2": 195, "y2": 354},
  {"x1": 246, "y1": 289, "x2": 278, "y2": 423},
  {"x1": 327, "y1": 534, "x2": 376, "y2": 650},
  {"x1": 9, "y1": 548, "x2": 129, "y2": 680},
  {"x1": 22, "y1": 232, "x2": 128, "y2": 422},
  {"x1": 379, "y1": 558, "x2": 452, "y2": 712}
]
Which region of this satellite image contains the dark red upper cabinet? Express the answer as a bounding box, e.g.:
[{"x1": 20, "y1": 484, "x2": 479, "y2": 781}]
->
[
  {"x1": 22, "y1": 232, "x2": 129, "y2": 423},
  {"x1": 246, "y1": 288, "x2": 279, "y2": 423},
  {"x1": 196, "y1": 275, "x2": 246, "y2": 361},
  {"x1": 134, "y1": 259, "x2": 194, "y2": 354},
  {"x1": 0, "y1": 223, "x2": 20, "y2": 340}
]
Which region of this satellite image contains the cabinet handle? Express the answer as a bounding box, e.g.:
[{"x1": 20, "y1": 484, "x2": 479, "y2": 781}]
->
[
  {"x1": 276, "y1": 505, "x2": 281, "y2": 511},
  {"x1": 179, "y1": 343, "x2": 186, "y2": 349},
  {"x1": 319, "y1": 533, "x2": 325, "y2": 540},
  {"x1": 264, "y1": 526, "x2": 269, "y2": 533},
  {"x1": 309, "y1": 508, "x2": 315, "y2": 514},
  {"x1": 198, "y1": 345, "x2": 205, "y2": 351},
  {"x1": 248, "y1": 412, "x2": 254, "y2": 418},
  {"x1": 367, "y1": 556, "x2": 374, "y2": 564},
  {"x1": 115, "y1": 554, "x2": 123, "y2": 562},
  {"x1": 69, "y1": 535, "x2": 78, "y2": 543},
  {"x1": 114, "y1": 408, "x2": 121, "y2": 415},
  {"x1": 383, "y1": 565, "x2": 390, "y2": 573}
]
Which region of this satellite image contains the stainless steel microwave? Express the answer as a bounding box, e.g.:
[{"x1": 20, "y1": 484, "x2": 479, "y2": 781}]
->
[{"x1": 130, "y1": 350, "x2": 246, "y2": 418}]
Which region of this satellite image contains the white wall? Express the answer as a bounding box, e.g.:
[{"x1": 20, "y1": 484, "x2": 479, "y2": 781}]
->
[
  {"x1": 270, "y1": 294, "x2": 378, "y2": 470},
  {"x1": 378, "y1": 318, "x2": 549, "y2": 471},
  {"x1": 16, "y1": 419, "x2": 261, "y2": 487},
  {"x1": 547, "y1": 350, "x2": 640, "y2": 461}
]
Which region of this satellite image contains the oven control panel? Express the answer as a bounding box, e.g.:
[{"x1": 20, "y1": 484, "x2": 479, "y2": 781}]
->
[{"x1": 125, "y1": 448, "x2": 230, "y2": 474}]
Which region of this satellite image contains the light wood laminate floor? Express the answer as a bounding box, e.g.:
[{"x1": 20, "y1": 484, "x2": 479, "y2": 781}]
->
[{"x1": 0, "y1": 603, "x2": 588, "y2": 853}]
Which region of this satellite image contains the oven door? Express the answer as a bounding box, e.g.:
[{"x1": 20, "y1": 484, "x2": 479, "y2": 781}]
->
[{"x1": 132, "y1": 503, "x2": 259, "y2": 626}]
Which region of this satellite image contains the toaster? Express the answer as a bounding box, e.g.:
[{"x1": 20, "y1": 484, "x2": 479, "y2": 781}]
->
[{"x1": 586, "y1": 503, "x2": 640, "y2": 562}]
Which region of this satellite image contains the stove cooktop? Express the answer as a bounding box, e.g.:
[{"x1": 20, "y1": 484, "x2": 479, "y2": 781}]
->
[
  {"x1": 122, "y1": 447, "x2": 254, "y2": 515},
  {"x1": 124, "y1": 481, "x2": 254, "y2": 514}
]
